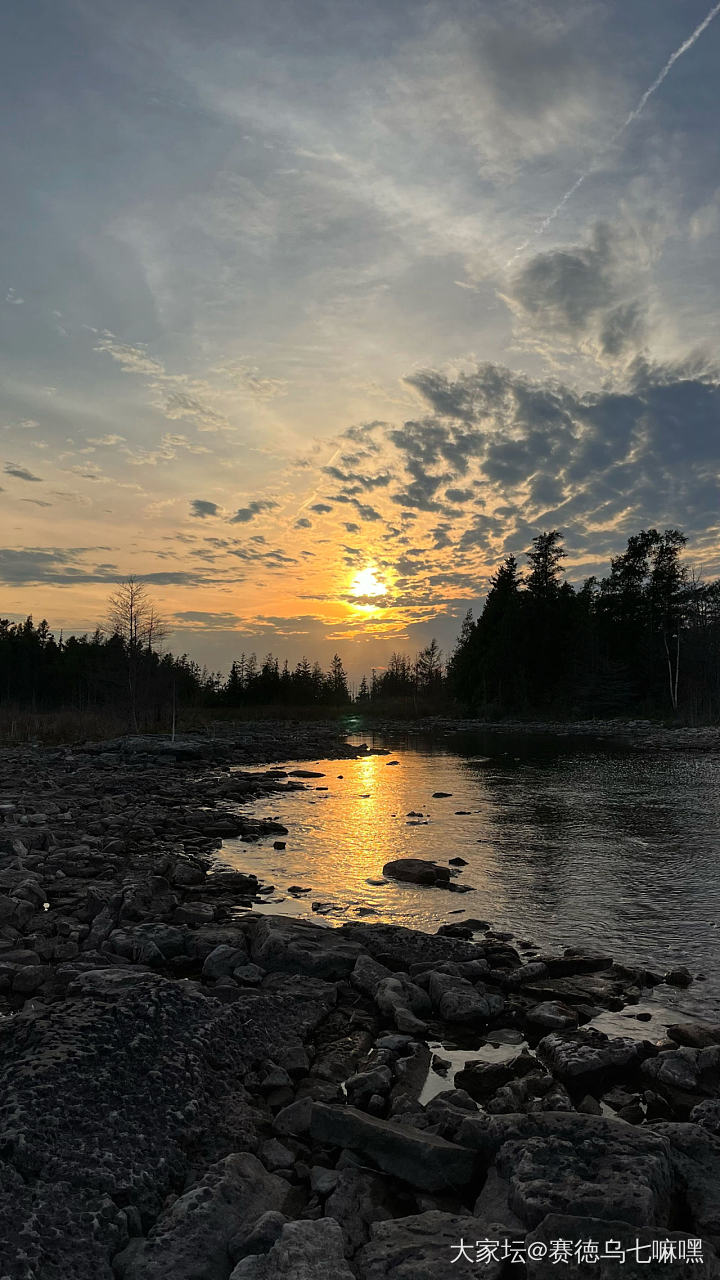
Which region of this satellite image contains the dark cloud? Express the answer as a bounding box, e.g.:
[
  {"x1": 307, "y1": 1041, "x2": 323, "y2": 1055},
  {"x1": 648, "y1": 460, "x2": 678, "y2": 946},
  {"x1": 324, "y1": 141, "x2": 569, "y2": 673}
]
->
[
  {"x1": 173, "y1": 610, "x2": 242, "y2": 626},
  {"x1": 0, "y1": 548, "x2": 239, "y2": 587},
  {"x1": 309, "y1": 502, "x2": 333, "y2": 514},
  {"x1": 295, "y1": 516, "x2": 312, "y2": 528},
  {"x1": 229, "y1": 499, "x2": 278, "y2": 524},
  {"x1": 501, "y1": 221, "x2": 651, "y2": 359},
  {"x1": 190, "y1": 499, "x2": 220, "y2": 518},
  {"x1": 5, "y1": 463, "x2": 43, "y2": 482}
]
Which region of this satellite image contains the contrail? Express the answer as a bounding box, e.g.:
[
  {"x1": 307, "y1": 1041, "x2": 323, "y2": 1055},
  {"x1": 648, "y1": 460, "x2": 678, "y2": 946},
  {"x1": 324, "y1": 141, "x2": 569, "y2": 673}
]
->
[{"x1": 507, "y1": 1, "x2": 720, "y2": 266}]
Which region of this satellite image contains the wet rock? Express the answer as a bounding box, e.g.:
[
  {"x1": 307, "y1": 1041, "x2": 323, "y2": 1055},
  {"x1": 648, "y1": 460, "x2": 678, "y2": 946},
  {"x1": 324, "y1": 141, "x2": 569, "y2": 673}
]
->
[
  {"x1": 346, "y1": 1065, "x2": 393, "y2": 1108},
  {"x1": 310, "y1": 1102, "x2": 479, "y2": 1191},
  {"x1": 381, "y1": 859, "x2": 450, "y2": 887},
  {"x1": 375, "y1": 974, "x2": 430, "y2": 1034},
  {"x1": 664, "y1": 966, "x2": 692, "y2": 987},
  {"x1": 356, "y1": 1211, "x2": 511, "y2": 1280},
  {"x1": 229, "y1": 1218, "x2": 354, "y2": 1280},
  {"x1": 351, "y1": 953, "x2": 392, "y2": 999},
  {"x1": 114, "y1": 1153, "x2": 288, "y2": 1279}
]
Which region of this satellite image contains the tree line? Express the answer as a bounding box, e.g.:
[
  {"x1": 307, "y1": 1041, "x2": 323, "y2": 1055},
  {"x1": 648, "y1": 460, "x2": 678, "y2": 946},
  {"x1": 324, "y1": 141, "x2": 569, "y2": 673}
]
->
[
  {"x1": 447, "y1": 528, "x2": 720, "y2": 719},
  {"x1": 2, "y1": 528, "x2": 719, "y2": 726}
]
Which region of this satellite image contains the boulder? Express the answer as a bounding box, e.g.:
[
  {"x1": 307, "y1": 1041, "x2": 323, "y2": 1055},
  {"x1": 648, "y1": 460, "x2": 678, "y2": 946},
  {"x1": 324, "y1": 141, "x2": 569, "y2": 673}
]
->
[
  {"x1": 309, "y1": 1103, "x2": 479, "y2": 1192},
  {"x1": 202, "y1": 944, "x2": 248, "y2": 981},
  {"x1": 381, "y1": 859, "x2": 451, "y2": 887},
  {"x1": 325, "y1": 1165, "x2": 393, "y2": 1255},
  {"x1": 427, "y1": 971, "x2": 494, "y2": 1024},
  {"x1": 642, "y1": 1045, "x2": 720, "y2": 1097},
  {"x1": 230, "y1": 1218, "x2": 354, "y2": 1280},
  {"x1": 525, "y1": 1215, "x2": 720, "y2": 1278},
  {"x1": 536, "y1": 1028, "x2": 655, "y2": 1085},
  {"x1": 250, "y1": 915, "x2": 362, "y2": 979},
  {"x1": 525, "y1": 1001, "x2": 578, "y2": 1030},
  {"x1": 651, "y1": 1122, "x2": 720, "y2": 1246},
  {"x1": 457, "y1": 1112, "x2": 674, "y2": 1229},
  {"x1": 356, "y1": 1211, "x2": 512, "y2": 1279},
  {"x1": 114, "y1": 1153, "x2": 288, "y2": 1280}
]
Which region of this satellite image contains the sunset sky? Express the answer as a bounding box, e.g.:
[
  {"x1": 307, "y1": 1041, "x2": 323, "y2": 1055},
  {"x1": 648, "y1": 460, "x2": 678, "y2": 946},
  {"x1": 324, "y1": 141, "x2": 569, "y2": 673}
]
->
[{"x1": 2, "y1": 0, "x2": 720, "y2": 681}]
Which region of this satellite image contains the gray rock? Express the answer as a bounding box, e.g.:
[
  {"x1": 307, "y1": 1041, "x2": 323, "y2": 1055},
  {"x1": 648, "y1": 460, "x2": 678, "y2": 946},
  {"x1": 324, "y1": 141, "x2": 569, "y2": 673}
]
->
[
  {"x1": 525, "y1": 1000, "x2": 578, "y2": 1030},
  {"x1": 114, "y1": 1153, "x2": 288, "y2": 1280},
  {"x1": 250, "y1": 915, "x2": 362, "y2": 979},
  {"x1": 260, "y1": 1138, "x2": 295, "y2": 1171},
  {"x1": 356, "y1": 1211, "x2": 511, "y2": 1279},
  {"x1": 651, "y1": 1122, "x2": 720, "y2": 1246},
  {"x1": 325, "y1": 1165, "x2": 392, "y2": 1255},
  {"x1": 642, "y1": 1045, "x2": 720, "y2": 1096},
  {"x1": 427, "y1": 971, "x2": 492, "y2": 1023},
  {"x1": 351, "y1": 953, "x2": 392, "y2": 999},
  {"x1": 202, "y1": 944, "x2": 248, "y2": 980},
  {"x1": 230, "y1": 1210, "x2": 287, "y2": 1264},
  {"x1": 458, "y1": 1112, "x2": 675, "y2": 1228},
  {"x1": 273, "y1": 1097, "x2": 313, "y2": 1137},
  {"x1": 667, "y1": 1021, "x2": 720, "y2": 1049},
  {"x1": 310, "y1": 1103, "x2": 479, "y2": 1191},
  {"x1": 346, "y1": 1065, "x2": 393, "y2": 1108},
  {"x1": 691, "y1": 1098, "x2": 720, "y2": 1133},
  {"x1": 310, "y1": 1166, "x2": 339, "y2": 1196},
  {"x1": 525, "y1": 1215, "x2": 720, "y2": 1278},
  {"x1": 230, "y1": 1218, "x2": 355, "y2": 1280},
  {"x1": 536, "y1": 1028, "x2": 655, "y2": 1082}
]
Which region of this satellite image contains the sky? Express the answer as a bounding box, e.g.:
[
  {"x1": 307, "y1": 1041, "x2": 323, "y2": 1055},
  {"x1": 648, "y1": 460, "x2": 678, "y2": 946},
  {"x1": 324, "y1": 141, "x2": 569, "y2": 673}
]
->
[{"x1": 2, "y1": 0, "x2": 720, "y2": 683}]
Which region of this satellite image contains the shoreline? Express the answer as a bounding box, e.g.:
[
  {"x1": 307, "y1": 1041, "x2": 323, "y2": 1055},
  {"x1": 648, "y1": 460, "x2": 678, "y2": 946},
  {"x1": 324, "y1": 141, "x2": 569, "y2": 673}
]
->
[{"x1": 0, "y1": 727, "x2": 718, "y2": 1277}]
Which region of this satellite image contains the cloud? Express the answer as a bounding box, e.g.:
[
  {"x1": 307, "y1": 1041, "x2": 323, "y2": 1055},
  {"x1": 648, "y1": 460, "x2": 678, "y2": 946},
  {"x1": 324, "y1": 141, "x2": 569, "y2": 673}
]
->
[
  {"x1": 0, "y1": 548, "x2": 244, "y2": 587},
  {"x1": 229, "y1": 498, "x2": 278, "y2": 523},
  {"x1": 309, "y1": 502, "x2": 333, "y2": 514},
  {"x1": 501, "y1": 220, "x2": 654, "y2": 360},
  {"x1": 295, "y1": 516, "x2": 312, "y2": 528},
  {"x1": 4, "y1": 463, "x2": 43, "y2": 482},
  {"x1": 172, "y1": 610, "x2": 242, "y2": 627},
  {"x1": 190, "y1": 499, "x2": 220, "y2": 518}
]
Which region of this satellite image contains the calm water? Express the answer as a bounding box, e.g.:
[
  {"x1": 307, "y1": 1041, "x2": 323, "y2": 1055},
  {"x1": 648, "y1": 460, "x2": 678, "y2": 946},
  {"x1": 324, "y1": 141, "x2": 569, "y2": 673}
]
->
[{"x1": 218, "y1": 731, "x2": 720, "y2": 1019}]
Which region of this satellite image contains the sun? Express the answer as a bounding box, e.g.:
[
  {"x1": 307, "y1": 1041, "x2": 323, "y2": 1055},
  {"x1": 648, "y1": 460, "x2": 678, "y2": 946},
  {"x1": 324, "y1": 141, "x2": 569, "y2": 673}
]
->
[{"x1": 350, "y1": 566, "x2": 386, "y2": 598}]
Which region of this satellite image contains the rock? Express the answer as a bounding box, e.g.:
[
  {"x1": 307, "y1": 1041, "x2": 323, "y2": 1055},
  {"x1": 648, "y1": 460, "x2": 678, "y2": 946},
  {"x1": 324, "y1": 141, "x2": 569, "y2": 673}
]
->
[
  {"x1": 345, "y1": 1066, "x2": 393, "y2": 1108},
  {"x1": 525, "y1": 1215, "x2": 720, "y2": 1278},
  {"x1": 381, "y1": 859, "x2": 451, "y2": 887},
  {"x1": 525, "y1": 1000, "x2": 578, "y2": 1030},
  {"x1": 325, "y1": 1165, "x2": 392, "y2": 1255},
  {"x1": 260, "y1": 1138, "x2": 295, "y2": 1171},
  {"x1": 250, "y1": 915, "x2": 363, "y2": 979},
  {"x1": 642, "y1": 1044, "x2": 720, "y2": 1097},
  {"x1": 273, "y1": 1097, "x2": 313, "y2": 1137},
  {"x1": 356, "y1": 1211, "x2": 511, "y2": 1279},
  {"x1": 202, "y1": 944, "x2": 248, "y2": 980},
  {"x1": 427, "y1": 971, "x2": 494, "y2": 1024},
  {"x1": 431, "y1": 792, "x2": 452, "y2": 798},
  {"x1": 448, "y1": 857, "x2": 467, "y2": 866},
  {"x1": 230, "y1": 1211, "x2": 287, "y2": 1264},
  {"x1": 309, "y1": 1103, "x2": 479, "y2": 1192},
  {"x1": 664, "y1": 966, "x2": 692, "y2": 987},
  {"x1": 455, "y1": 1052, "x2": 535, "y2": 1101},
  {"x1": 351, "y1": 953, "x2": 392, "y2": 999},
  {"x1": 114, "y1": 1153, "x2": 288, "y2": 1280},
  {"x1": 374, "y1": 975, "x2": 430, "y2": 1029},
  {"x1": 230, "y1": 1218, "x2": 355, "y2": 1280},
  {"x1": 233, "y1": 964, "x2": 265, "y2": 986},
  {"x1": 691, "y1": 1098, "x2": 720, "y2": 1133},
  {"x1": 458, "y1": 1112, "x2": 674, "y2": 1229},
  {"x1": 651, "y1": 1122, "x2": 720, "y2": 1246},
  {"x1": 536, "y1": 1028, "x2": 655, "y2": 1084},
  {"x1": 667, "y1": 1021, "x2": 720, "y2": 1049},
  {"x1": 310, "y1": 1166, "x2": 339, "y2": 1196}
]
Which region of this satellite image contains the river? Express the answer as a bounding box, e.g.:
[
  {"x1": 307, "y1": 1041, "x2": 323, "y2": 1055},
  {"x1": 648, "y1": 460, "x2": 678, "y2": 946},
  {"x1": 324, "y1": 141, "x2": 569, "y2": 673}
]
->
[{"x1": 218, "y1": 729, "x2": 720, "y2": 1019}]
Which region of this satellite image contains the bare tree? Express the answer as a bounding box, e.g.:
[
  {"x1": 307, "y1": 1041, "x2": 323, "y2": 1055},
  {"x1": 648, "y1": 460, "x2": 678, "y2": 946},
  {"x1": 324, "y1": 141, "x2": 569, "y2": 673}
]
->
[{"x1": 104, "y1": 577, "x2": 168, "y2": 732}]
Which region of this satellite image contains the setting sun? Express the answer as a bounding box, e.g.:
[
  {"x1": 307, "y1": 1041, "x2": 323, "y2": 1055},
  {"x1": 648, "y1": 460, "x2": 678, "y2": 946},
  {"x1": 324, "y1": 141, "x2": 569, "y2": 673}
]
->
[{"x1": 350, "y1": 567, "x2": 387, "y2": 598}]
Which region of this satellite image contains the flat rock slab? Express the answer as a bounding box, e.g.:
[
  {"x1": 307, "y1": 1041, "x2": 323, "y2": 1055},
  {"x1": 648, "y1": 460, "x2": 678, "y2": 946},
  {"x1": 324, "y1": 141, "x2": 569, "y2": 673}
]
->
[
  {"x1": 356, "y1": 1211, "x2": 513, "y2": 1279},
  {"x1": 230, "y1": 1218, "x2": 354, "y2": 1280},
  {"x1": 250, "y1": 914, "x2": 363, "y2": 978},
  {"x1": 340, "y1": 922, "x2": 498, "y2": 970},
  {"x1": 310, "y1": 1103, "x2": 479, "y2": 1192},
  {"x1": 458, "y1": 1112, "x2": 675, "y2": 1229}
]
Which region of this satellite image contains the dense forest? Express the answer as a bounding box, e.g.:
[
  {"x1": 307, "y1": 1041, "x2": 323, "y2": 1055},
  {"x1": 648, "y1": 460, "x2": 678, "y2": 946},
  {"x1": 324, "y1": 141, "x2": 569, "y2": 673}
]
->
[{"x1": 1, "y1": 527, "x2": 719, "y2": 728}]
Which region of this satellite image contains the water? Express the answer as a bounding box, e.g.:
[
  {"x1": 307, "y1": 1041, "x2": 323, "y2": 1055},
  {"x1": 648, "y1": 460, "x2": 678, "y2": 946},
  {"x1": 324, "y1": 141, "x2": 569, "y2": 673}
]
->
[{"x1": 217, "y1": 731, "x2": 720, "y2": 1019}]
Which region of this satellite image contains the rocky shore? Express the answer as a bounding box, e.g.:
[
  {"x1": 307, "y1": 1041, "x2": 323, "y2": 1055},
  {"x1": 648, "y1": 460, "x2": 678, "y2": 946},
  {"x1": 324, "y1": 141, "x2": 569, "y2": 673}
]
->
[{"x1": 0, "y1": 726, "x2": 719, "y2": 1278}]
